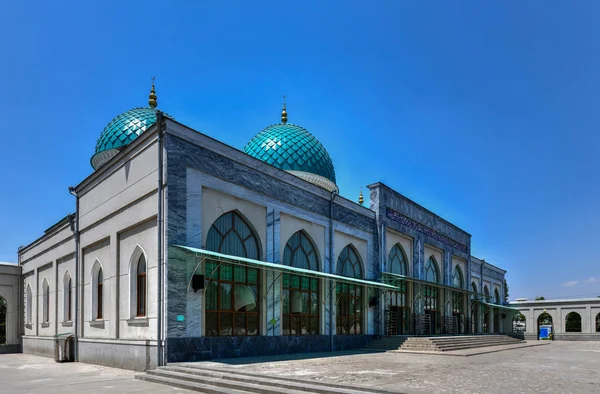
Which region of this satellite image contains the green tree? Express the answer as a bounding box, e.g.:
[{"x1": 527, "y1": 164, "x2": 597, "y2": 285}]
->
[
  {"x1": 535, "y1": 296, "x2": 545, "y2": 301},
  {"x1": 503, "y1": 279, "x2": 509, "y2": 303}
]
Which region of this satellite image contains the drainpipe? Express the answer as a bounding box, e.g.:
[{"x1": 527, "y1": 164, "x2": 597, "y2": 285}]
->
[
  {"x1": 68, "y1": 187, "x2": 79, "y2": 361},
  {"x1": 329, "y1": 190, "x2": 337, "y2": 352},
  {"x1": 156, "y1": 112, "x2": 165, "y2": 367}
]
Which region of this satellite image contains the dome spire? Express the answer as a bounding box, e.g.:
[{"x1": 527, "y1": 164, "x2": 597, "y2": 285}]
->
[
  {"x1": 281, "y1": 95, "x2": 287, "y2": 124},
  {"x1": 358, "y1": 189, "x2": 364, "y2": 205},
  {"x1": 148, "y1": 76, "x2": 158, "y2": 109}
]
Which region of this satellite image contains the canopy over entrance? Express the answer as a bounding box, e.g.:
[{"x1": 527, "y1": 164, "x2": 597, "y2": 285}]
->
[{"x1": 171, "y1": 245, "x2": 397, "y2": 291}]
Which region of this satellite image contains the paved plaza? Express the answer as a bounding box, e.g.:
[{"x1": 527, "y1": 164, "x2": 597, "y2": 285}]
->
[
  {"x1": 196, "y1": 341, "x2": 600, "y2": 394},
  {"x1": 1, "y1": 341, "x2": 600, "y2": 393}
]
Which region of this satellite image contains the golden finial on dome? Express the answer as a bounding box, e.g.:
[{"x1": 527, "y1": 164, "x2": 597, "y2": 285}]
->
[
  {"x1": 148, "y1": 76, "x2": 157, "y2": 109},
  {"x1": 358, "y1": 189, "x2": 364, "y2": 205},
  {"x1": 281, "y1": 95, "x2": 287, "y2": 124}
]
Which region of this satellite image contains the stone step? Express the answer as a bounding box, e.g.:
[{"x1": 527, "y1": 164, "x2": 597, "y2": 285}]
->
[
  {"x1": 141, "y1": 369, "x2": 313, "y2": 394},
  {"x1": 138, "y1": 366, "x2": 393, "y2": 394},
  {"x1": 171, "y1": 364, "x2": 400, "y2": 394},
  {"x1": 137, "y1": 373, "x2": 250, "y2": 394}
]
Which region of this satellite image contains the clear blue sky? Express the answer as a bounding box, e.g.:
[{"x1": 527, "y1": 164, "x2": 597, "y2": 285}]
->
[{"x1": 1, "y1": 1, "x2": 598, "y2": 300}]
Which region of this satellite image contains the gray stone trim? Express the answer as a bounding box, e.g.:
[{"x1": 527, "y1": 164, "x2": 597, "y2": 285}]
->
[
  {"x1": 89, "y1": 320, "x2": 105, "y2": 329},
  {"x1": 127, "y1": 317, "x2": 149, "y2": 326},
  {"x1": 40, "y1": 323, "x2": 50, "y2": 328},
  {"x1": 61, "y1": 321, "x2": 73, "y2": 327}
]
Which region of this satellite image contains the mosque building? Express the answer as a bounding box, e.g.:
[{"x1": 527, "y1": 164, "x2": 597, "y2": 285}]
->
[{"x1": 18, "y1": 82, "x2": 511, "y2": 371}]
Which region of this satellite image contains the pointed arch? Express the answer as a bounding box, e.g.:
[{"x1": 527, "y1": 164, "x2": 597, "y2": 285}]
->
[
  {"x1": 336, "y1": 244, "x2": 363, "y2": 279},
  {"x1": 205, "y1": 210, "x2": 261, "y2": 260},
  {"x1": 26, "y1": 284, "x2": 32, "y2": 325},
  {"x1": 41, "y1": 278, "x2": 49, "y2": 323},
  {"x1": 425, "y1": 256, "x2": 439, "y2": 283},
  {"x1": 336, "y1": 244, "x2": 364, "y2": 335},
  {"x1": 565, "y1": 312, "x2": 582, "y2": 333},
  {"x1": 282, "y1": 230, "x2": 320, "y2": 335},
  {"x1": 91, "y1": 260, "x2": 104, "y2": 321},
  {"x1": 63, "y1": 270, "x2": 72, "y2": 322},
  {"x1": 452, "y1": 265, "x2": 464, "y2": 288},
  {"x1": 483, "y1": 285, "x2": 490, "y2": 298},
  {"x1": 386, "y1": 244, "x2": 409, "y2": 335},
  {"x1": 494, "y1": 288, "x2": 501, "y2": 305},
  {"x1": 388, "y1": 243, "x2": 407, "y2": 276},
  {"x1": 129, "y1": 245, "x2": 148, "y2": 318},
  {"x1": 283, "y1": 230, "x2": 320, "y2": 270},
  {"x1": 205, "y1": 210, "x2": 261, "y2": 336}
]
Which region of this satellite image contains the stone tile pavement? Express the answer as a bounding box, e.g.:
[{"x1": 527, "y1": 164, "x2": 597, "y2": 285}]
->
[
  {"x1": 192, "y1": 341, "x2": 600, "y2": 393},
  {"x1": 0, "y1": 354, "x2": 193, "y2": 394},
  {"x1": 2, "y1": 341, "x2": 600, "y2": 394}
]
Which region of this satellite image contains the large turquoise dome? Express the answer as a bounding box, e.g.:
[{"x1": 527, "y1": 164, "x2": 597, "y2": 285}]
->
[
  {"x1": 244, "y1": 121, "x2": 337, "y2": 192},
  {"x1": 91, "y1": 107, "x2": 165, "y2": 170}
]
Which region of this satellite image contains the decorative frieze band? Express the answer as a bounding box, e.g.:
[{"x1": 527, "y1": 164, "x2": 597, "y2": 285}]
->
[{"x1": 385, "y1": 208, "x2": 468, "y2": 253}]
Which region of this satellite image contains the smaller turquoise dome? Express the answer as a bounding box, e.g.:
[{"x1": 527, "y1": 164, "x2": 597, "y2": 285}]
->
[
  {"x1": 244, "y1": 123, "x2": 337, "y2": 190},
  {"x1": 91, "y1": 107, "x2": 169, "y2": 169}
]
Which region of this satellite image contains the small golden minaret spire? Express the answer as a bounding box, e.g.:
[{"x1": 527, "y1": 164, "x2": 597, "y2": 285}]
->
[
  {"x1": 281, "y1": 95, "x2": 288, "y2": 124},
  {"x1": 148, "y1": 76, "x2": 158, "y2": 109},
  {"x1": 358, "y1": 189, "x2": 364, "y2": 205}
]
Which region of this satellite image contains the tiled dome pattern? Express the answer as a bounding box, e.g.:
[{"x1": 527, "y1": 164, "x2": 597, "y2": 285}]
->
[
  {"x1": 244, "y1": 123, "x2": 336, "y2": 184},
  {"x1": 94, "y1": 107, "x2": 162, "y2": 154}
]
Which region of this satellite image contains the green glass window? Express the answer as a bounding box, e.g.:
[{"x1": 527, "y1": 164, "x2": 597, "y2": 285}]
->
[
  {"x1": 336, "y1": 245, "x2": 363, "y2": 335},
  {"x1": 425, "y1": 257, "x2": 439, "y2": 283},
  {"x1": 205, "y1": 211, "x2": 260, "y2": 337},
  {"x1": 282, "y1": 231, "x2": 320, "y2": 335},
  {"x1": 388, "y1": 244, "x2": 407, "y2": 276}
]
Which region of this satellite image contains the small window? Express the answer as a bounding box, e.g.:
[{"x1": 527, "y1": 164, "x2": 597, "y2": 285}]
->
[
  {"x1": 136, "y1": 255, "x2": 147, "y2": 317},
  {"x1": 64, "y1": 272, "x2": 72, "y2": 322},
  {"x1": 42, "y1": 279, "x2": 49, "y2": 323},
  {"x1": 26, "y1": 285, "x2": 32, "y2": 325},
  {"x1": 97, "y1": 268, "x2": 103, "y2": 320}
]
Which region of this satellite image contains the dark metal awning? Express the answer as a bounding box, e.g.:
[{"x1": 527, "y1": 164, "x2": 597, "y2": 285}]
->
[{"x1": 171, "y1": 245, "x2": 397, "y2": 290}]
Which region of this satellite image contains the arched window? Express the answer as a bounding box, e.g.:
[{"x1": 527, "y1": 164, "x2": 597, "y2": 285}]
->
[
  {"x1": 92, "y1": 261, "x2": 104, "y2": 321},
  {"x1": 42, "y1": 279, "x2": 49, "y2": 323},
  {"x1": 423, "y1": 257, "x2": 440, "y2": 333},
  {"x1": 452, "y1": 266, "x2": 464, "y2": 288},
  {"x1": 282, "y1": 231, "x2": 320, "y2": 335},
  {"x1": 0, "y1": 296, "x2": 6, "y2": 345},
  {"x1": 136, "y1": 255, "x2": 147, "y2": 317},
  {"x1": 388, "y1": 244, "x2": 407, "y2": 276},
  {"x1": 513, "y1": 313, "x2": 526, "y2": 332},
  {"x1": 386, "y1": 244, "x2": 408, "y2": 335},
  {"x1": 63, "y1": 272, "x2": 72, "y2": 322},
  {"x1": 482, "y1": 285, "x2": 490, "y2": 333},
  {"x1": 424, "y1": 257, "x2": 439, "y2": 283},
  {"x1": 596, "y1": 313, "x2": 600, "y2": 333},
  {"x1": 97, "y1": 269, "x2": 103, "y2": 319},
  {"x1": 470, "y1": 281, "x2": 478, "y2": 333},
  {"x1": 205, "y1": 211, "x2": 260, "y2": 336},
  {"x1": 565, "y1": 312, "x2": 582, "y2": 333},
  {"x1": 451, "y1": 266, "x2": 465, "y2": 331},
  {"x1": 336, "y1": 245, "x2": 363, "y2": 335},
  {"x1": 26, "y1": 285, "x2": 32, "y2": 325}
]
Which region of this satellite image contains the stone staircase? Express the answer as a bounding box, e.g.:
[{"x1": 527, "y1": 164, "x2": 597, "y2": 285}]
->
[
  {"x1": 136, "y1": 364, "x2": 401, "y2": 394},
  {"x1": 367, "y1": 334, "x2": 525, "y2": 352}
]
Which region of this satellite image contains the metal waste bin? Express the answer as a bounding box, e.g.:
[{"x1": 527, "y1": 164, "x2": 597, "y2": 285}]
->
[{"x1": 54, "y1": 333, "x2": 74, "y2": 362}]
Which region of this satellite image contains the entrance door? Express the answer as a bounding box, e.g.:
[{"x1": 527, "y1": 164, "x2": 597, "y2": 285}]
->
[
  {"x1": 386, "y1": 306, "x2": 405, "y2": 335},
  {"x1": 425, "y1": 309, "x2": 438, "y2": 335}
]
